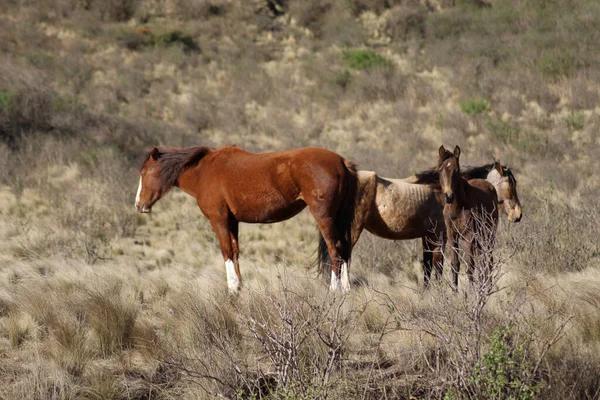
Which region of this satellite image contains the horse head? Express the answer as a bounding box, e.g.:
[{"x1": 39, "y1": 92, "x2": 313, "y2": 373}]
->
[
  {"x1": 136, "y1": 147, "x2": 165, "y2": 213},
  {"x1": 438, "y1": 145, "x2": 461, "y2": 205},
  {"x1": 489, "y1": 162, "x2": 522, "y2": 222}
]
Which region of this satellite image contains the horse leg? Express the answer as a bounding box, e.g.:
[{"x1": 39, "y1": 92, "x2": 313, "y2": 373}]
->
[
  {"x1": 447, "y1": 226, "x2": 460, "y2": 292},
  {"x1": 314, "y1": 216, "x2": 346, "y2": 291},
  {"x1": 466, "y1": 235, "x2": 475, "y2": 285},
  {"x1": 209, "y1": 215, "x2": 240, "y2": 294},
  {"x1": 422, "y1": 237, "x2": 434, "y2": 289},
  {"x1": 433, "y1": 237, "x2": 445, "y2": 283},
  {"x1": 229, "y1": 219, "x2": 242, "y2": 288}
]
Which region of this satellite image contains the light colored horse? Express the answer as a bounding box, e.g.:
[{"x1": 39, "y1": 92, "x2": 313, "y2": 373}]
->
[{"x1": 317, "y1": 158, "x2": 521, "y2": 288}]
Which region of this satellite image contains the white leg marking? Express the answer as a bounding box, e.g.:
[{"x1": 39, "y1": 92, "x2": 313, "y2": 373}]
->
[
  {"x1": 341, "y1": 262, "x2": 350, "y2": 291},
  {"x1": 135, "y1": 176, "x2": 142, "y2": 209},
  {"x1": 225, "y1": 259, "x2": 240, "y2": 294},
  {"x1": 330, "y1": 269, "x2": 340, "y2": 291}
]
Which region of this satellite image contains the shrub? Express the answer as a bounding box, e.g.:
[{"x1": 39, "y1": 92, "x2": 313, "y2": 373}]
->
[
  {"x1": 563, "y1": 110, "x2": 584, "y2": 132},
  {"x1": 344, "y1": 49, "x2": 392, "y2": 70},
  {"x1": 487, "y1": 120, "x2": 519, "y2": 144},
  {"x1": 468, "y1": 325, "x2": 540, "y2": 400},
  {"x1": 333, "y1": 68, "x2": 351, "y2": 88},
  {"x1": 118, "y1": 29, "x2": 199, "y2": 52},
  {"x1": 461, "y1": 97, "x2": 490, "y2": 116},
  {"x1": 539, "y1": 50, "x2": 580, "y2": 79},
  {"x1": 151, "y1": 30, "x2": 199, "y2": 52}
]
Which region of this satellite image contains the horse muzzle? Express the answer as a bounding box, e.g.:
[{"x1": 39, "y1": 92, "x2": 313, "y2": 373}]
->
[
  {"x1": 508, "y1": 205, "x2": 522, "y2": 223},
  {"x1": 513, "y1": 208, "x2": 522, "y2": 222},
  {"x1": 136, "y1": 203, "x2": 152, "y2": 213}
]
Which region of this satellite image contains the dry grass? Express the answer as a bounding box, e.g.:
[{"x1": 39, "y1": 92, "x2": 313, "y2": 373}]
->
[{"x1": 1, "y1": 0, "x2": 600, "y2": 398}]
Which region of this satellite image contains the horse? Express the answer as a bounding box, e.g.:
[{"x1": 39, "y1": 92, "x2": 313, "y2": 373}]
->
[
  {"x1": 135, "y1": 145, "x2": 359, "y2": 293},
  {"x1": 437, "y1": 145, "x2": 499, "y2": 290},
  {"x1": 317, "y1": 154, "x2": 521, "y2": 289}
]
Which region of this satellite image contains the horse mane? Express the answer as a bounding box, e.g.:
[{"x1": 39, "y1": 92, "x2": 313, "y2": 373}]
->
[
  {"x1": 413, "y1": 168, "x2": 440, "y2": 185},
  {"x1": 413, "y1": 148, "x2": 455, "y2": 185},
  {"x1": 141, "y1": 146, "x2": 212, "y2": 191},
  {"x1": 462, "y1": 162, "x2": 516, "y2": 185},
  {"x1": 461, "y1": 163, "x2": 494, "y2": 180}
]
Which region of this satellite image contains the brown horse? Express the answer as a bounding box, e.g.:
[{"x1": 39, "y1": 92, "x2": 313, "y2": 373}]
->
[
  {"x1": 136, "y1": 145, "x2": 359, "y2": 293},
  {"x1": 317, "y1": 156, "x2": 521, "y2": 288},
  {"x1": 438, "y1": 145, "x2": 499, "y2": 290}
]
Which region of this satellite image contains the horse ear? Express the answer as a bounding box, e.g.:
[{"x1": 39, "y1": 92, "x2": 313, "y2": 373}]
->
[
  {"x1": 149, "y1": 147, "x2": 161, "y2": 161},
  {"x1": 439, "y1": 145, "x2": 447, "y2": 160},
  {"x1": 453, "y1": 145, "x2": 461, "y2": 159},
  {"x1": 494, "y1": 161, "x2": 503, "y2": 175}
]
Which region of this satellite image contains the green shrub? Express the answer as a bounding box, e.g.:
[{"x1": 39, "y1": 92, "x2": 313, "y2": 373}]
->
[
  {"x1": 119, "y1": 29, "x2": 199, "y2": 52},
  {"x1": 487, "y1": 120, "x2": 519, "y2": 143},
  {"x1": 333, "y1": 68, "x2": 351, "y2": 88},
  {"x1": 0, "y1": 88, "x2": 16, "y2": 114},
  {"x1": 539, "y1": 50, "x2": 580, "y2": 79},
  {"x1": 344, "y1": 49, "x2": 392, "y2": 70},
  {"x1": 563, "y1": 110, "x2": 584, "y2": 132},
  {"x1": 461, "y1": 97, "x2": 489, "y2": 116},
  {"x1": 150, "y1": 30, "x2": 199, "y2": 52},
  {"x1": 469, "y1": 325, "x2": 540, "y2": 400}
]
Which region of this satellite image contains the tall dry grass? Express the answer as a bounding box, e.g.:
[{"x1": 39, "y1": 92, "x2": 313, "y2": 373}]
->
[{"x1": 0, "y1": 0, "x2": 600, "y2": 398}]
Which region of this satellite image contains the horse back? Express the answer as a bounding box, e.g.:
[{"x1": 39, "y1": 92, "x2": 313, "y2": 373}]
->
[
  {"x1": 193, "y1": 146, "x2": 353, "y2": 222},
  {"x1": 365, "y1": 176, "x2": 442, "y2": 240},
  {"x1": 467, "y1": 178, "x2": 499, "y2": 221}
]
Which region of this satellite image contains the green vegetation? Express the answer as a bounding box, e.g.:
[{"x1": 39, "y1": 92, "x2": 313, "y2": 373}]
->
[
  {"x1": 333, "y1": 68, "x2": 351, "y2": 88},
  {"x1": 469, "y1": 325, "x2": 540, "y2": 400},
  {"x1": 0, "y1": 89, "x2": 15, "y2": 114},
  {"x1": 564, "y1": 110, "x2": 585, "y2": 132},
  {"x1": 344, "y1": 49, "x2": 392, "y2": 70},
  {"x1": 118, "y1": 29, "x2": 199, "y2": 52},
  {"x1": 539, "y1": 50, "x2": 580, "y2": 79},
  {"x1": 0, "y1": 0, "x2": 599, "y2": 398},
  {"x1": 461, "y1": 97, "x2": 490, "y2": 116}
]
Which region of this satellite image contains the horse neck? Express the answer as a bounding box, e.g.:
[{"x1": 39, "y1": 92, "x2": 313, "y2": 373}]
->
[
  {"x1": 485, "y1": 169, "x2": 505, "y2": 199},
  {"x1": 175, "y1": 165, "x2": 202, "y2": 199},
  {"x1": 445, "y1": 178, "x2": 468, "y2": 216}
]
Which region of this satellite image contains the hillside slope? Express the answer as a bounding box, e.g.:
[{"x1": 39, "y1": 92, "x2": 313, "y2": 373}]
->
[{"x1": 1, "y1": 0, "x2": 599, "y2": 398}]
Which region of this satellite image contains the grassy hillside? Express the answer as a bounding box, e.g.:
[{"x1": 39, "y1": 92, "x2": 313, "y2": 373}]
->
[{"x1": 1, "y1": 0, "x2": 599, "y2": 398}]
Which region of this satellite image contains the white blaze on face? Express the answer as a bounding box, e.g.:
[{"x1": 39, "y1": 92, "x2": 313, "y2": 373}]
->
[
  {"x1": 135, "y1": 176, "x2": 142, "y2": 209},
  {"x1": 225, "y1": 259, "x2": 239, "y2": 294},
  {"x1": 330, "y1": 269, "x2": 340, "y2": 291},
  {"x1": 340, "y1": 262, "x2": 350, "y2": 291}
]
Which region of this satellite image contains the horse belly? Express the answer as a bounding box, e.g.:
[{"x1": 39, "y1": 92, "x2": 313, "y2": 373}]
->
[{"x1": 231, "y1": 196, "x2": 306, "y2": 224}]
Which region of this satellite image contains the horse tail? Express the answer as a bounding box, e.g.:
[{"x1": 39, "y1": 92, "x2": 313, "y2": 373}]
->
[{"x1": 317, "y1": 159, "x2": 360, "y2": 280}]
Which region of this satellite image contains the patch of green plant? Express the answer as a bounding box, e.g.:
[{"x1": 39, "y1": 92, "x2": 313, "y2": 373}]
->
[
  {"x1": 344, "y1": 49, "x2": 392, "y2": 71},
  {"x1": 563, "y1": 110, "x2": 584, "y2": 132},
  {"x1": 150, "y1": 30, "x2": 199, "y2": 52},
  {"x1": 443, "y1": 387, "x2": 458, "y2": 400},
  {"x1": 334, "y1": 68, "x2": 351, "y2": 88},
  {"x1": 487, "y1": 120, "x2": 549, "y2": 154},
  {"x1": 539, "y1": 50, "x2": 580, "y2": 79},
  {"x1": 487, "y1": 120, "x2": 520, "y2": 143},
  {"x1": 118, "y1": 29, "x2": 199, "y2": 52},
  {"x1": 461, "y1": 97, "x2": 489, "y2": 116},
  {"x1": 24, "y1": 51, "x2": 54, "y2": 69},
  {"x1": 0, "y1": 89, "x2": 16, "y2": 114},
  {"x1": 426, "y1": 8, "x2": 472, "y2": 39},
  {"x1": 469, "y1": 325, "x2": 540, "y2": 400}
]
